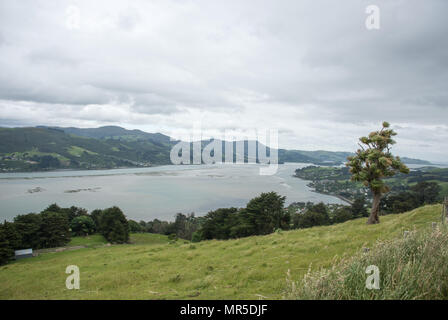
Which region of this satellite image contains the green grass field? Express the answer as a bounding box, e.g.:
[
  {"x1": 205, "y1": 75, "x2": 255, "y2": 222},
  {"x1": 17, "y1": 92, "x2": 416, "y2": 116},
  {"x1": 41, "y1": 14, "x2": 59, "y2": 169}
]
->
[
  {"x1": 7, "y1": 148, "x2": 71, "y2": 164},
  {"x1": 68, "y1": 235, "x2": 108, "y2": 247},
  {"x1": 128, "y1": 233, "x2": 172, "y2": 245},
  {"x1": 0, "y1": 205, "x2": 442, "y2": 300},
  {"x1": 67, "y1": 233, "x2": 170, "y2": 248},
  {"x1": 66, "y1": 146, "x2": 98, "y2": 157}
]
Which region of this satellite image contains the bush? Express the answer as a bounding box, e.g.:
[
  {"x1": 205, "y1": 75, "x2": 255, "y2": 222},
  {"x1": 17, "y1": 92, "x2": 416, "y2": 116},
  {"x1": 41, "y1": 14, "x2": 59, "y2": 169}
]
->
[
  {"x1": 70, "y1": 216, "x2": 96, "y2": 236},
  {"x1": 284, "y1": 225, "x2": 448, "y2": 300},
  {"x1": 168, "y1": 233, "x2": 178, "y2": 241},
  {"x1": 128, "y1": 220, "x2": 143, "y2": 233},
  {"x1": 191, "y1": 231, "x2": 202, "y2": 243},
  {"x1": 99, "y1": 207, "x2": 129, "y2": 244},
  {"x1": 295, "y1": 210, "x2": 329, "y2": 229},
  {"x1": 381, "y1": 182, "x2": 442, "y2": 214},
  {"x1": 332, "y1": 207, "x2": 353, "y2": 224}
]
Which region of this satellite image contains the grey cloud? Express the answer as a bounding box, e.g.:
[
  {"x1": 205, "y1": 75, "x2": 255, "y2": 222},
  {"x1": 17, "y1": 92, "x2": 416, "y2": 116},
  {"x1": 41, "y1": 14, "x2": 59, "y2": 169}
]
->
[{"x1": 0, "y1": 0, "x2": 447, "y2": 161}]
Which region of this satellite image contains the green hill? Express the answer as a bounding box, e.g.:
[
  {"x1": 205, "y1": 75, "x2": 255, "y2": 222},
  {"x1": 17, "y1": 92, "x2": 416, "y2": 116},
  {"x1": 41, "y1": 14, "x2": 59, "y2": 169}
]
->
[
  {"x1": 0, "y1": 127, "x2": 173, "y2": 171},
  {"x1": 0, "y1": 204, "x2": 442, "y2": 300},
  {"x1": 0, "y1": 126, "x2": 432, "y2": 172},
  {"x1": 46, "y1": 125, "x2": 173, "y2": 145}
]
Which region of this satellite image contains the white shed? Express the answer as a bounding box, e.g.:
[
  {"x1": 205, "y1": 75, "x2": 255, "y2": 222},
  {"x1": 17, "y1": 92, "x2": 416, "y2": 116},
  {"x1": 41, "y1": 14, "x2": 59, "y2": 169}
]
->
[{"x1": 15, "y1": 248, "x2": 33, "y2": 260}]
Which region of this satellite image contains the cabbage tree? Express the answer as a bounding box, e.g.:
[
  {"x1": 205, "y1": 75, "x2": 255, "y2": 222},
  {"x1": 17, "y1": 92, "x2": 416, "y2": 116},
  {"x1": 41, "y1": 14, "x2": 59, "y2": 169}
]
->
[{"x1": 346, "y1": 122, "x2": 409, "y2": 224}]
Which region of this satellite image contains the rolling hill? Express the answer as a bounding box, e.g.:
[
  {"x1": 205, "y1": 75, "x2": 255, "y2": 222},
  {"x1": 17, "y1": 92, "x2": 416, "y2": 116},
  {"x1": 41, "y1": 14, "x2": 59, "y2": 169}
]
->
[
  {"x1": 44, "y1": 125, "x2": 173, "y2": 145},
  {"x1": 0, "y1": 126, "x2": 432, "y2": 172},
  {"x1": 0, "y1": 204, "x2": 442, "y2": 299},
  {"x1": 0, "y1": 127, "x2": 174, "y2": 171}
]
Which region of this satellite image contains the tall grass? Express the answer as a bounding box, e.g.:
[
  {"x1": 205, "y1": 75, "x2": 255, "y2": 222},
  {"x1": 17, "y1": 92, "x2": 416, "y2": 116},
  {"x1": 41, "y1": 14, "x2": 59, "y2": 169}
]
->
[{"x1": 285, "y1": 224, "x2": 448, "y2": 300}]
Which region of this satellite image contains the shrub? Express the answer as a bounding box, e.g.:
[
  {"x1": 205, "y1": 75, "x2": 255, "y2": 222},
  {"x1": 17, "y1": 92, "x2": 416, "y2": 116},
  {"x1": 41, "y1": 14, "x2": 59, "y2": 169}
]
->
[
  {"x1": 332, "y1": 207, "x2": 353, "y2": 224},
  {"x1": 191, "y1": 231, "x2": 202, "y2": 243},
  {"x1": 99, "y1": 207, "x2": 129, "y2": 244},
  {"x1": 296, "y1": 210, "x2": 329, "y2": 229},
  {"x1": 128, "y1": 220, "x2": 143, "y2": 233},
  {"x1": 70, "y1": 216, "x2": 96, "y2": 236},
  {"x1": 168, "y1": 233, "x2": 178, "y2": 241}
]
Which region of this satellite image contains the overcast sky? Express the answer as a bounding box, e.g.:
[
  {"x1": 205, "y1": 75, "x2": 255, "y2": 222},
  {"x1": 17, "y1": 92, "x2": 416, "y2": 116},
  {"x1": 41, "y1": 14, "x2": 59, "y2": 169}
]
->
[{"x1": 0, "y1": 0, "x2": 447, "y2": 162}]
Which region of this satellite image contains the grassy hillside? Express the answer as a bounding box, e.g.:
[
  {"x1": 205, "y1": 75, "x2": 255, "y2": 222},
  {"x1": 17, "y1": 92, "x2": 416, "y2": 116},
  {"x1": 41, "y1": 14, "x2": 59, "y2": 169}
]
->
[
  {"x1": 0, "y1": 127, "x2": 173, "y2": 171},
  {"x1": 67, "y1": 233, "x2": 170, "y2": 248},
  {"x1": 68, "y1": 235, "x2": 108, "y2": 247},
  {"x1": 0, "y1": 205, "x2": 442, "y2": 300},
  {"x1": 52, "y1": 126, "x2": 173, "y2": 145},
  {"x1": 285, "y1": 224, "x2": 448, "y2": 299}
]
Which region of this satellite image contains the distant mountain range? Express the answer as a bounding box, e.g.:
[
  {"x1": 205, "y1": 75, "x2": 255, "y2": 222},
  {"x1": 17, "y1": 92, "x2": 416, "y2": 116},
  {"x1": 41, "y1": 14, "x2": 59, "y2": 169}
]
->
[{"x1": 0, "y1": 126, "x2": 432, "y2": 172}]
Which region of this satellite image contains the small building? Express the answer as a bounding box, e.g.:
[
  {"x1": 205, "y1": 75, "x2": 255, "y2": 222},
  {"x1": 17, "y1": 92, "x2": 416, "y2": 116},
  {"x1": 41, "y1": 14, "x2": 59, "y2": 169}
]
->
[{"x1": 15, "y1": 249, "x2": 33, "y2": 260}]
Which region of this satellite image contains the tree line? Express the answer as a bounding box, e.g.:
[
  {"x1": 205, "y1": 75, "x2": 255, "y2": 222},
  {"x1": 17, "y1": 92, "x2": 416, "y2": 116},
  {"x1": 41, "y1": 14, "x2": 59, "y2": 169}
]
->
[
  {"x1": 141, "y1": 180, "x2": 442, "y2": 242},
  {"x1": 0, "y1": 204, "x2": 130, "y2": 265},
  {"x1": 138, "y1": 192, "x2": 368, "y2": 242},
  {"x1": 380, "y1": 181, "x2": 441, "y2": 214}
]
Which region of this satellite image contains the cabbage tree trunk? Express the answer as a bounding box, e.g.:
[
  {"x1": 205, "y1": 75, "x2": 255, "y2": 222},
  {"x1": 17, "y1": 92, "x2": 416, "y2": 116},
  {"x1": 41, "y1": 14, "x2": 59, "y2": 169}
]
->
[{"x1": 367, "y1": 192, "x2": 381, "y2": 224}]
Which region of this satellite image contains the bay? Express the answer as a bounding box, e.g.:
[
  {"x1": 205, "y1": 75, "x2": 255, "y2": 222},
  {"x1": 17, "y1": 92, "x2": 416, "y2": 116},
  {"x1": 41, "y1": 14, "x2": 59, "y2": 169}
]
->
[{"x1": 0, "y1": 163, "x2": 348, "y2": 222}]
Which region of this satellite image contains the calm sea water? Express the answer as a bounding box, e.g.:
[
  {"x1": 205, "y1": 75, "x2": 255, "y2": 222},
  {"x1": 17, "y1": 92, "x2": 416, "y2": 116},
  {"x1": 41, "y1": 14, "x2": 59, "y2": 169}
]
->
[{"x1": 1, "y1": 162, "x2": 431, "y2": 222}]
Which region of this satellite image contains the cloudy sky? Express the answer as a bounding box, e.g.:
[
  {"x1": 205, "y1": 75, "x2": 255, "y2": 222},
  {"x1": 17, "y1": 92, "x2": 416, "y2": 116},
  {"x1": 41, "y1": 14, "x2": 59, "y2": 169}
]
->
[{"x1": 0, "y1": 0, "x2": 447, "y2": 162}]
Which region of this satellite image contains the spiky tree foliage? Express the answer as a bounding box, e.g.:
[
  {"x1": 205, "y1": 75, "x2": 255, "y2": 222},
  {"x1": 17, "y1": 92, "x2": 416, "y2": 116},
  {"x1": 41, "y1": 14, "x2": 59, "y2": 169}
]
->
[{"x1": 346, "y1": 122, "x2": 409, "y2": 224}]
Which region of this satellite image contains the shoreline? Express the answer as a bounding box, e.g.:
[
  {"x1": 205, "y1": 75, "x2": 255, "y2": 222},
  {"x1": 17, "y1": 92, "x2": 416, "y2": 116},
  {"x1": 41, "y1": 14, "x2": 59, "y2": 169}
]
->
[
  {"x1": 292, "y1": 173, "x2": 354, "y2": 205},
  {"x1": 308, "y1": 189, "x2": 353, "y2": 205}
]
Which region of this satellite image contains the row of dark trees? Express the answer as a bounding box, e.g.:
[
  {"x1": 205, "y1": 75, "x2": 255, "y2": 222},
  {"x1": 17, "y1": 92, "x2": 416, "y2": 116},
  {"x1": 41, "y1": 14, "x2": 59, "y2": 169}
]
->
[
  {"x1": 180, "y1": 181, "x2": 441, "y2": 241},
  {"x1": 290, "y1": 198, "x2": 369, "y2": 229},
  {"x1": 0, "y1": 204, "x2": 130, "y2": 265},
  {"x1": 128, "y1": 192, "x2": 290, "y2": 242},
  {"x1": 192, "y1": 193, "x2": 369, "y2": 241},
  {"x1": 0, "y1": 208, "x2": 71, "y2": 265},
  {"x1": 380, "y1": 181, "x2": 441, "y2": 214},
  {"x1": 135, "y1": 180, "x2": 442, "y2": 242},
  {"x1": 199, "y1": 192, "x2": 290, "y2": 240},
  {"x1": 139, "y1": 192, "x2": 363, "y2": 242},
  {"x1": 129, "y1": 213, "x2": 204, "y2": 242},
  {"x1": 44, "y1": 204, "x2": 130, "y2": 243},
  {"x1": 289, "y1": 181, "x2": 442, "y2": 230}
]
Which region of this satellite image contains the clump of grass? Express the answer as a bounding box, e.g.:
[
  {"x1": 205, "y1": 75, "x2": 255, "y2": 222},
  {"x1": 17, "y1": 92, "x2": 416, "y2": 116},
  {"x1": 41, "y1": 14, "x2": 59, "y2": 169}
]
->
[
  {"x1": 169, "y1": 274, "x2": 182, "y2": 283},
  {"x1": 284, "y1": 225, "x2": 448, "y2": 300}
]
